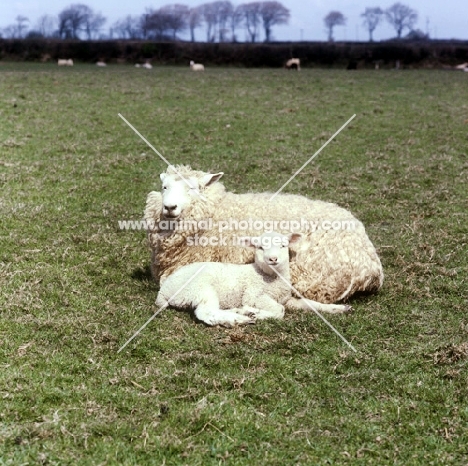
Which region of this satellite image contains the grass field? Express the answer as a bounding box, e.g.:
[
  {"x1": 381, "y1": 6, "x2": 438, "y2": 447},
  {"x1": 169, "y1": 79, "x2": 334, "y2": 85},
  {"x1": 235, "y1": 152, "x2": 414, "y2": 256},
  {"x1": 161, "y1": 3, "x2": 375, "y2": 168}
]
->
[{"x1": 1, "y1": 62, "x2": 467, "y2": 465}]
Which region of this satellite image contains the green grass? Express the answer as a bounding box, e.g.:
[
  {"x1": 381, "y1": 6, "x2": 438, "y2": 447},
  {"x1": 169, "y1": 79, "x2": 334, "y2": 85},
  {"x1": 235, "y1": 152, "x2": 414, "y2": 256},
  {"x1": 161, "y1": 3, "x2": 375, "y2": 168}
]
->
[{"x1": 1, "y1": 62, "x2": 467, "y2": 465}]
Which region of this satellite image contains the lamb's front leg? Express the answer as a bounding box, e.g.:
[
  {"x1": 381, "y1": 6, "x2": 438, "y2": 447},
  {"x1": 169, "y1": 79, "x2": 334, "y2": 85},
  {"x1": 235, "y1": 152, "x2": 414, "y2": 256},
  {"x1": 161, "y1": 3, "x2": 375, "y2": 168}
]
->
[
  {"x1": 242, "y1": 295, "x2": 285, "y2": 320},
  {"x1": 194, "y1": 289, "x2": 256, "y2": 327},
  {"x1": 195, "y1": 305, "x2": 256, "y2": 327},
  {"x1": 286, "y1": 297, "x2": 352, "y2": 314}
]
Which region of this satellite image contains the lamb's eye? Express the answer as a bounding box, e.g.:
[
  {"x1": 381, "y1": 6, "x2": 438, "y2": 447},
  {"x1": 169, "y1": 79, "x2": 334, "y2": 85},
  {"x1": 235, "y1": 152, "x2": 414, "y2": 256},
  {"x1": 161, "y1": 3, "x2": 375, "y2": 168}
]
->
[
  {"x1": 258, "y1": 246, "x2": 263, "y2": 251},
  {"x1": 163, "y1": 186, "x2": 167, "y2": 190}
]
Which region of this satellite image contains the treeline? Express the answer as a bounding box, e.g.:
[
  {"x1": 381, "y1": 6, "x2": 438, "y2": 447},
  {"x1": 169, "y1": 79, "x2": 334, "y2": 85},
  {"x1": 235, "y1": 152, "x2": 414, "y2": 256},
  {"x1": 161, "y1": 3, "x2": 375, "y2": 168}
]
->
[
  {"x1": 2, "y1": 1, "x2": 290, "y2": 43},
  {"x1": 1, "y1": 39, "x2": 468, "y2": 68}
]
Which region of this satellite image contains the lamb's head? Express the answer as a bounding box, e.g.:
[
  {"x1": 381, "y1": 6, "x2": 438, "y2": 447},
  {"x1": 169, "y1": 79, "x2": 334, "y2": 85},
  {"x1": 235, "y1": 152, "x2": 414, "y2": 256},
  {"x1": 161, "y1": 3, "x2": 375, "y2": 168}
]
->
[
  {"x1": 160, "y1": 166, "x2": 223, "y2": 219},
  {"x1": 247, "y1": 231, "x2": 302, "y2": 276}
]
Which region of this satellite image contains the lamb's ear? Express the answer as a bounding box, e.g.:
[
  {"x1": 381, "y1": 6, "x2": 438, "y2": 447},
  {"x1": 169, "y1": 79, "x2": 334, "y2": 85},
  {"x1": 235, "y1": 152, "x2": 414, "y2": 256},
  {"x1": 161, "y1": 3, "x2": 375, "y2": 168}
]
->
[
  {"x1": 160, "y1": 173, "x2": 166, "y2": 183},
  {"x1": 288, "y1": 233, "x2": 302, "y2": 245},
  {"x1": 200, "y1": 172, "x2": 224, "y2": 188}
]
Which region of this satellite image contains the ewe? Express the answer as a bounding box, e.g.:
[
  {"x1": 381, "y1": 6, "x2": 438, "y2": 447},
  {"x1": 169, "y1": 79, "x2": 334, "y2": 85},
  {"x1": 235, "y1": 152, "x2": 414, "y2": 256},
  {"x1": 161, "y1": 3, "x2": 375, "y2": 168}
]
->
[
  {"x1": 285, "y1": 58, "x2": 301, "y2": 70},
  {"x1": 58, "y1": 59, "x2": 73, "y2": 66},
  {"x1": 156, "y1": 231, "x2": 350, "y2": 327},
  {"x1": 190, "y1": 60, "x2": 205, "y2": 71},
  {"x1": 135, "y1": 62, "x2": 152, "y2": 69},
  {"x1": 145, "y1": 165, "x2": 384, "y2": 304}
]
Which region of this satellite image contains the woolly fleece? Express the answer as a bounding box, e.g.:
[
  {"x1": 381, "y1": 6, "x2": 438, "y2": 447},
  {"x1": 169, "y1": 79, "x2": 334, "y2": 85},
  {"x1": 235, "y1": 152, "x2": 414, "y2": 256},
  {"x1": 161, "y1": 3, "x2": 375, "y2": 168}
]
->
[{"x1": 145, "y1": 165, "x2": 384, "y2": 303}]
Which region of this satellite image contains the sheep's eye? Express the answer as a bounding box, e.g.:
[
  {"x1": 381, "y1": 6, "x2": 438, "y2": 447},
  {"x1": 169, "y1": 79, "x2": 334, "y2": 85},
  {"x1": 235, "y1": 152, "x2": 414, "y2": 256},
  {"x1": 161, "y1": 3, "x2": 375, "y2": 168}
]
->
[
  {"x1": 163, "y1": 186, "x2": 168, "y2": 190},
  {"x1": 258, "y1": 246, "x2": 263, "y2": 251}
]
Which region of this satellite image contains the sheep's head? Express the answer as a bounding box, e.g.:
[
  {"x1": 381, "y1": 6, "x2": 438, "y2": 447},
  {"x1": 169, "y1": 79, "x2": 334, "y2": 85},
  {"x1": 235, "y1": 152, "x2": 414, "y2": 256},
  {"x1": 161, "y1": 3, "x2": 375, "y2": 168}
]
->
[
  {"x1": 246, "y1": 232, "x2": 302, "y2": 276},
  {"x1": 160, "y1": 167, "x2": 223, "y2": 219}
]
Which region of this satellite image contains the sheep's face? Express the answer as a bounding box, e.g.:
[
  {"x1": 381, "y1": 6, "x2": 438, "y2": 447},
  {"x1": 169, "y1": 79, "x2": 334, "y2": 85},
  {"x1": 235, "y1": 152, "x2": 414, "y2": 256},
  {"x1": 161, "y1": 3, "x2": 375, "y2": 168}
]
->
[
  {"x1": 249, "y1": 232, "x2": 302, "y2": 275},
  {"x1": 160, "y1": 170, "x2": 223, "y2": 219}
]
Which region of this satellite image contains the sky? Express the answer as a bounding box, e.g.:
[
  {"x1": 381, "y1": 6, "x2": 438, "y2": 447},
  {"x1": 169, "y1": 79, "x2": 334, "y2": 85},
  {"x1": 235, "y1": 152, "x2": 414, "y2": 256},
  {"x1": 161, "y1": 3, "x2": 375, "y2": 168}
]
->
[{"x1": 1, "y1": 0, "x2": 467, "y2": 42}]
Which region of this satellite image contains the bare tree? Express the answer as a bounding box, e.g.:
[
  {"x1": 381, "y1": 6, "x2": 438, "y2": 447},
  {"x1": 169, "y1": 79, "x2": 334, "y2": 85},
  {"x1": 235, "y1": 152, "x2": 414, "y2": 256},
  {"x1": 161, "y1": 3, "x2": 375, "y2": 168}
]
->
[
  {"x1": 199, "y1": 1, "x2": 233, "y2": 42},
  {"x1": 15, "y1": 15, "x2": 30, "y2": 38},
  {"x1": 146, "y1": 9, "x2": 173, "y2": 40},
  {"x1": 188, "y1": 7, "x2": 203, "y2": 42},
  {"x1": 85, "y1": 12, "x2": 106, "y2": 39},
  {"x1": 139, "y1": 10, "x2": 153, "y2": 39},
  {"x1": 2, "y1": 26, "x2": 16, "y2": 38},
  {"x1": 361, "y1": 7, "x2": 383, "y2": 41},
  {"x1": 230, "y1": 5, "x2": 243, "y2": 42},
  {"x1": 200, "y1": 2, "x2": 218, "y2": 41},
  {"x1": 217, "y1": 1, "x2": 233, "y2": 42},
  {"x1": 3, "y1": 16, "x2": 30, "y2": 38},
  {"x1": 324, "y1": 10, "x2": 346, "y2": 42},
  {"x1": 238, "y1": 2, "x2": 262, "y2": 42},
  {"x1": 259, "y1": 1, "x2": 289, "y2": 42},
  {"x1": 112, "y1": 15, "x2": 141, "y2": 39},
  {"x1": 58, "y1": 4, "x2": 106, "y2": 39},
  {"x1": 159, "y1": 4, "x2": 189, "y2": 40},
  {"x1": 58, "y1": 7, "x2": 77, "y2": 38},
  {"x1": 385, "y1": 2, "x2": 418, "y2": 38},
  {"x1": 36, "y1": 15, "x2": 57, "y2": 38}
]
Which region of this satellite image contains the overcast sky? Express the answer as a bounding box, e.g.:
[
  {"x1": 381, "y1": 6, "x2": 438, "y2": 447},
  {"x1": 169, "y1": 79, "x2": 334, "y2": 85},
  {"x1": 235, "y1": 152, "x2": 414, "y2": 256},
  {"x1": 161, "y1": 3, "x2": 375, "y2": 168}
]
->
[{"x1": 1, "y1": 0, "x2": 467, "y2": 41}]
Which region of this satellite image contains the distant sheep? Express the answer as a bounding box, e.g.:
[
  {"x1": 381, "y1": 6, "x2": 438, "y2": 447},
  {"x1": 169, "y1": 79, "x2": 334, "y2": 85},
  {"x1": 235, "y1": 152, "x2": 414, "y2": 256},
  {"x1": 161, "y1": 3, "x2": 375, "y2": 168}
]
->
[
  {"x1": 58, "y1": 59, "x2": 73, "y2": 66},
  {"x1": 156, "y1": 231, "x2": 351, "y2": 327},
  {"x1": 455, "y1": 62, "x2": 468, "y2": 71},
  {"x1": 145, "y1": 165, "x2": 384, "y2": 304},
  {"x1": 96, "y1": 61, "x2": 107, "y2": 67},
  {"x1": 285, "y1": 58, "x2": 301, "y2": 70},
  {"x1": 135, "y1": 62, "x2": 152, "y2": 69},
  {"x1": 190, "y1": 60, "x2": 205, "y2": 71}
]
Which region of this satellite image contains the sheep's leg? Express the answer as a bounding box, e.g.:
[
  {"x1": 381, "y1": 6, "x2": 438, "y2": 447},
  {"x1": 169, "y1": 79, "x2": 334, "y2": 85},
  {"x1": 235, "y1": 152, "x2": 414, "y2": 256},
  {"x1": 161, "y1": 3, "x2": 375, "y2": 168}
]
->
[
  {"x1": 194, "y1": 289, "x2": 255, "y2": 327},
  {"x1": 286, "y1": 297, "x2": 352, "y2": 314},
  {"x1": 227, "y1": 307, "x2": 258, "y2": 318},
  {"x1": 242, "y1": 296, "x2": 285, "y2": 320},
  {"x1": 155, "y1": 292, "x2": 167, "y2": 309}
]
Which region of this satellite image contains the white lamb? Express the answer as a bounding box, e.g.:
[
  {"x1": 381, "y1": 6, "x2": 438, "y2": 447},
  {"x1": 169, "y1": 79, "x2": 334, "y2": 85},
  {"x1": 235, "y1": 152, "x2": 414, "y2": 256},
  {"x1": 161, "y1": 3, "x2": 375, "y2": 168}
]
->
[
  {"x1": 145, "y1": 165, "x2": 384, "y2": 304},
  {"x1": 156, "y1": 231, "x2": 350, "y2": 327},
  {"x1": 57, "y1": 59, "x2": 73, "y2": 66},
  {"x1": 190, "y1": 60, "x2": 204, "y2": 71}
]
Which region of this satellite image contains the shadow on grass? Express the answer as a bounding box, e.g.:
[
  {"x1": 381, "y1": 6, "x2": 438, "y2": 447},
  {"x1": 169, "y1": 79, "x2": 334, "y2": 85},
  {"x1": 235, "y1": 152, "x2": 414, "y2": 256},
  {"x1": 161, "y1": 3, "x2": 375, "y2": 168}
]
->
[
  {"x1": 131, "y1": 265, "x2": 153, "y2": 282},
  {"x1": 345, "y1": 290, "x2": 380, "y2": 305}
]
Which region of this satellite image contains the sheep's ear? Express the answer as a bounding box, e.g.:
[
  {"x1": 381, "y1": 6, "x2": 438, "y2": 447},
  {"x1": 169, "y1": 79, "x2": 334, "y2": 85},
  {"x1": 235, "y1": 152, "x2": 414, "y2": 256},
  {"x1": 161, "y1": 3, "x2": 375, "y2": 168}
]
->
[
  {"x1": 288, "y1": 233, "x2": 302, "y2": 245},
  {"x1": 239, "y1": 236, "x2": 255, "y2": 248},
  {"x1": 200, "y1": 172, "x2": 223, "y2": 188},
  {"x1": 160, "y1": 173, "x2": 166, "y2": 183}
]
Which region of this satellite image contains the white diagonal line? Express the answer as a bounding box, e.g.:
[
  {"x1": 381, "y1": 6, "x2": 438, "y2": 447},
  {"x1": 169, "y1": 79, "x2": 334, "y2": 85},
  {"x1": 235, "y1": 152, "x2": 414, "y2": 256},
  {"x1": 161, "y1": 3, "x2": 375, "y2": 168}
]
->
[
  {"x1": 117, "y1": 264, "x2": 208, "y2": 353},
  {"x1": 269, "y1": 114, "x2": 356, "y2": 201},
  {"x1": 269, "y1": 267, "x2": 357, "y2": 352},
  {"x1": 118, "y1": 113, "x2": 206, "y2": 201}
]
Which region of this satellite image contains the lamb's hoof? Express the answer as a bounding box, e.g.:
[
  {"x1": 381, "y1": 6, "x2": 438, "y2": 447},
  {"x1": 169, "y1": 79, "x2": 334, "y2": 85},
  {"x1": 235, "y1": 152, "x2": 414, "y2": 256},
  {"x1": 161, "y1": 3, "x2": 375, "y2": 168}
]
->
[
  {"x1": 238, "y1": 315, "x2": 256, "y2": 326},
  {"x1": 343, "y1": 305, "x2": 353, "y2": 313},
  {"x1": 219, "y1": 315, "x2": 256, "y2": 327}
]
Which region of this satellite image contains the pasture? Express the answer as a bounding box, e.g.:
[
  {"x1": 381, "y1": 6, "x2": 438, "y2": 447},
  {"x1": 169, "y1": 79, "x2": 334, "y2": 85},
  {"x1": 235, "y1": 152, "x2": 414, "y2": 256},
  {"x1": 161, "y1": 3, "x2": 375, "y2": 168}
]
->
[{"x1": 0, "y1": 62, "x2": 467, "y2": 464}]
